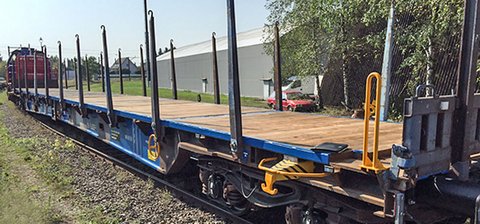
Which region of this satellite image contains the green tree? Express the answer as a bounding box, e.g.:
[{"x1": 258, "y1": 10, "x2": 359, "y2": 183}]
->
[
  {"x1": 49, "y1": 55, "x2": 59, "y2": 71},
  {"x1": 266, "y1": 0, "x2": 388, "y2": 108},
  {"x1": 265, "y1": 0, "x2": 463, "y2": 110},
  {"x1": 393, "y1": 0, "x2": 463, "y2": 95},
  {"x1": 83, "y1": 56, "x2": 100, "y2": 79}
]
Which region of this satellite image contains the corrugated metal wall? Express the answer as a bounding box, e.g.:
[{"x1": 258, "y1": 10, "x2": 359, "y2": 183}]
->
[{"x1": 156, "y1": 44, "x2": 273, "y2": 98}]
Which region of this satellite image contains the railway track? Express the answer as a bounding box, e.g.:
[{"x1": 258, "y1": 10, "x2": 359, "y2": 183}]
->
[{"x1": 31, "y1": 112, "x2": 253, "y2": 224}]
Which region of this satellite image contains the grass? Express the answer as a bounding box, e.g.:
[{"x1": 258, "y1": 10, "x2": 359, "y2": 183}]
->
[
  {"x1": 0, "y1": 94, "x2": 54, "y2": 223},
  {"x1": 0, "y1": 92, "x2": 120, "y2": 223},
  {"x1": 72, "y1": 78, "x2": 352, "y2": 117},
  {"x1": 72, "y1": 78, "x2": 269, "y2": 109}
]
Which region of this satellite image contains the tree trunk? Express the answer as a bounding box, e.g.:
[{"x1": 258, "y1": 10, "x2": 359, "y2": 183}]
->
[
  {"x1": 340, "y1": 12, "x2": 350, "y2": 110},
  {"x1": 315, "y1": 75, "x2": 324, "y2": 110},
  {"x1": 342, "y1": 49, "x2": 350, "y2": 109},
  {"x1": 426, "y1": 37, "x2": 434, "y2": 96}
]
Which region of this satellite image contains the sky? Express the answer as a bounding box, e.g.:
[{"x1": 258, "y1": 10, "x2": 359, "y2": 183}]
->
[{"x1": 0, "y1": 0, "x2": 270, "y2": 64}]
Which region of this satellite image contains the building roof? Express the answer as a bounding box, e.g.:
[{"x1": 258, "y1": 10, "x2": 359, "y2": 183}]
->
[
  {"x1": 111, "y1": 57, "x2": 136, "y2": 69},
  {"x1": 157, "y1": 27, "x2": 265, "y2": 61}
]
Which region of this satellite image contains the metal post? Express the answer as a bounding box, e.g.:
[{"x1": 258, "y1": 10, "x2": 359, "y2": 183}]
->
[
  {"x1": 23, "y1": 55, "x2": 28, "y2": 94},
  {"x1": 101, "y1": 25, "x2": 116, "y2": 126},
  {"x1": 58, "y1": 41, "x2": 64, "y2": 109},
  {"x1": 18, "y1": 55, "x2": 22, "y2": 93},
  {"x1": 148, "y1": 10, "x2": 161, "y2": 143},
  {"x1": 451, "y1": 0, "x2": 480, "y2": 181},
  {"x1": 75, "y1": 34, "x2": 85, "y2": 115},
  {"x1": 212, "y1": 32, "x2": 220, "y2": 104},
  {"x1": 394, "y1": 192, "x2": 405, "y2": 224},
  {"x1": 475, "y1": 195, "x2": 480, "y2": 224},
  {"x1": 37, "y1": 39, "x2": 42, "y2": 95},
  {"x1": 100, "y1": 52, "x2": 105, "y2": 92},
  {"x1": 118, "y1": 48, "x2": 124, "y2": 94},
  {"x1": 34, "y1": 51, "x2": 38, "y2": 96},
  {"x1": 74, "y1": 57, "x2": 78, "y2": 90},
  {"x1": 43, "y1": 46, "x2": 49, "y2": 99},
  {"x1": 85, "y1": 55, "x2": 90, "y2": 91},
  {"x1": 226, "y1": 0, "x2": 243, "y2": 159},
  {"x1": 64, "y1": 59, "x2": 68, "y2": 89},
  {"x1": 170, "y1": 39, "x2": 178, "y2": 100},
  {"x1": 144, "y1": 0, "x2": 151, "y2": 87},
  {"x1": 273, "y1": 21, "x2": 283, "y2": 111},
  {"x1": 140, "y1": 44, "x2": 147, "y2": 96},
  {"x1": 380, "y1": 1, "x2": 395, "y2": 121}
]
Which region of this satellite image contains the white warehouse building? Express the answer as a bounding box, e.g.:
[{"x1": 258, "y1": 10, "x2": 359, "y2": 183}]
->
[{"x1": 156, "y1": 28, "x2": 274, "y2": 99}]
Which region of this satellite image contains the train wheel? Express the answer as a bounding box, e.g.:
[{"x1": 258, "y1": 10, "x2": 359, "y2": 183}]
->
[
  {"x1": 199, "y1": 168, "x2": 252, "y2": 216},
  {"x1": 285, "y1": 204, "x2": 326, "y2": 224}
]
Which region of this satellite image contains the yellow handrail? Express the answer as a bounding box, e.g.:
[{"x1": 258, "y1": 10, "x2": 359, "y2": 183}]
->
[{"x1": 361, "y1": 72, "x2": 387, "y2": 172}]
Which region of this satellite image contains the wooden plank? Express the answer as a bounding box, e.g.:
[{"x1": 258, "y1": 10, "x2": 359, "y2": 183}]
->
[
  {"x1": 301, "y1": 176, "x2": 385, "y2": 207},
  {"x1": 182, "y1": 113, "x2": 403, "y2": 150},
  {"x1": 42, "y1": 88, "x2": 267, "y2": 119},
  {"x1": 40, "y1": 88, "x2": 403, "y2": 173},
  {"x1": 330, "y1": 157, "x2": 391, "y2": 173}
]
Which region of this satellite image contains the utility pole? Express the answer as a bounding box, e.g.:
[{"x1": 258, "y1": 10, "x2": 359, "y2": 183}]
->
[{"x1": 380, "y1": 0, "x2": 395, "y2": 121}]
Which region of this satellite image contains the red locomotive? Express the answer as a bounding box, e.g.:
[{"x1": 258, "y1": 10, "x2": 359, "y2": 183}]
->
[{"x1": 6, "y1": 47, "x2": 58, "y2": 90}]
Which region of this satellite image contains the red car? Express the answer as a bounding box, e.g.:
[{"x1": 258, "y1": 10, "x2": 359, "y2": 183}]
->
[{"x1": 267, "y1": 90, "x2": 316, "y2": 112}]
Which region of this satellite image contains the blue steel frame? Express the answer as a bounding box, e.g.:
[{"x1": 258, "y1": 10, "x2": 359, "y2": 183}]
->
[{"x1": 16, "y1": 90, "x2": 331, "y2": 173}]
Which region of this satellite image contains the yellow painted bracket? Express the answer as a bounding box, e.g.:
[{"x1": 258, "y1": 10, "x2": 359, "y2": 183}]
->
[
  {"x1": 361, "y1": 72, "x2": 388, "y2": 173},
  {"x1": 258, "y1": 157, "x2": 328, "y2": 195},
  {"x1": 147, "y1": 134, "x2": 161, "y2": 161}
]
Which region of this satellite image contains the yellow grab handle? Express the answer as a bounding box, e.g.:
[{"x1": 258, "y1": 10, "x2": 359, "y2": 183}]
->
[
  {"x1": 361, "y1": 72, "x2": 388, "y2": 172},
  {"x1": 148, "y1": 134, "x2": 160, "y2": 161}
]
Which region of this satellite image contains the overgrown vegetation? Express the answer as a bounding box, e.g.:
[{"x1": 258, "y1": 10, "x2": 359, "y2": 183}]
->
[
  {"x1": 265, "y1": 0, "x2": 464, "y2": 117},
  {"x1": 0, "y1": 92, "x2": 119, "y2": 223},
  {"x1": 0, "y1": 94, "x2": 57, "y2": 223}
]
